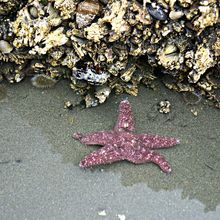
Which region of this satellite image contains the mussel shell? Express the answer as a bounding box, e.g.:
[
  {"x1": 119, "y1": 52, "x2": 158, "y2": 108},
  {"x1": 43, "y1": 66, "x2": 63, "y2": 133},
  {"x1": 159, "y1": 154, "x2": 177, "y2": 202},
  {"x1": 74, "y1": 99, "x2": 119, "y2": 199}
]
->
[{"x1": 147, "y1": 4, "x2": 167, "y2": 21}]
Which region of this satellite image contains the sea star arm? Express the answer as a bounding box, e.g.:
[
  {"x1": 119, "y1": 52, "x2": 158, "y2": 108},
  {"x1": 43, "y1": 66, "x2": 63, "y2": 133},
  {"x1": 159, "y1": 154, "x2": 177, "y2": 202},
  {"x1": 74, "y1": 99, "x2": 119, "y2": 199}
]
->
[
  {"x1": 79, "y1": 144, "x2": 123, "y2": 167},
  {"x1": 137, "y1": 134, "x2": 180, "y2": 149},
  {"x1": 114, "y1": 100, "x2": 135, "y2": 132},
  {"x1": 73, "y1": 131, "x2": 114, "y2": 145},
  {"x1": 126, "y1": 150, "x2": 172, "y2": 173}
]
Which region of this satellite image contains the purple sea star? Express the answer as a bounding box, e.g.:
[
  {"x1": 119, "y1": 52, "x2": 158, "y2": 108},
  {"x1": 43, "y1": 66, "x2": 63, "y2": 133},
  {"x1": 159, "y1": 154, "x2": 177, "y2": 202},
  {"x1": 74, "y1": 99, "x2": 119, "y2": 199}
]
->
[{"x1": 73, "y1": 100, "x2": 180, "y2": 172}]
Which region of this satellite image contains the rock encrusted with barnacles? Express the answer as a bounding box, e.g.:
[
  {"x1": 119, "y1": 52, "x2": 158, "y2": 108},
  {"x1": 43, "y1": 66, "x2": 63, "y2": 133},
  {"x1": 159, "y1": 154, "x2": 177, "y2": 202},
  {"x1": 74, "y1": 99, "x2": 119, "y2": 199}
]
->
[{"x1": 0, "y1": 0, "x2": 220, "y2": 107}]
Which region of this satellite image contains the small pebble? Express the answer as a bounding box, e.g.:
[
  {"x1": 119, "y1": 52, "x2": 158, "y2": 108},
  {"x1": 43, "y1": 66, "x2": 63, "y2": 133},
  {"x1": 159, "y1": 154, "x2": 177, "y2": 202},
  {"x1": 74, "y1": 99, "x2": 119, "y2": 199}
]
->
[
  {"x1": 158, "y1": 100, "x2": 171, "y2": 114},
  {"x1": 64, "y1": 101, "x2": 73, "y2": 109},
  {"x1": 169, "y1": 11, "x2": 184, "y2": 20},
  {"x1": 117, "y1": 214, "x2": 126, "y2": 220},
  {"x1": 191, "y1": 109, "x2": 198, "y2": 116},
  {"x1": 98, "y1": 210, "x2": 107, "y2": 216}
]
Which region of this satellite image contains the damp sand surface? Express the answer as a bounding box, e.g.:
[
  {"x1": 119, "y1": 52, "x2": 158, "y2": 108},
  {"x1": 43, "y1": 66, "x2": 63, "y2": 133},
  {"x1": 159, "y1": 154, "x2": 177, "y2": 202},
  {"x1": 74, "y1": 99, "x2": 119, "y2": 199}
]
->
[{"x1": 0, "y1": 79, "x2": 220, "y2": 220}]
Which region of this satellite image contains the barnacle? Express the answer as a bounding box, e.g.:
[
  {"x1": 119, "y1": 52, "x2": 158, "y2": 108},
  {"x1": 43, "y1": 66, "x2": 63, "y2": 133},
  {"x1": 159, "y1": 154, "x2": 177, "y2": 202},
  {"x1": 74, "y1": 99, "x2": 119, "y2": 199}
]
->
[
  {"x1": 188, "y1": 44, "x2": 216, "y2": 83},
  {"x1": 50, "y1": 0, "x2": 77, "y2": 19},
  {"x1": 95, "y1": 86, "x2": 111, "y2": 103},
  {"x1": 29, "y1": 27, "x2": 68, "y2": 55},
  {"x1": 192, "y1": 1, "x2": 219, "y2": 34},
  {"x1": 12, "y1": 0, "x2": 62, "y2": 49},
  {"x1": 0, "y1": 51, "x2": 37, "y2": 64}
]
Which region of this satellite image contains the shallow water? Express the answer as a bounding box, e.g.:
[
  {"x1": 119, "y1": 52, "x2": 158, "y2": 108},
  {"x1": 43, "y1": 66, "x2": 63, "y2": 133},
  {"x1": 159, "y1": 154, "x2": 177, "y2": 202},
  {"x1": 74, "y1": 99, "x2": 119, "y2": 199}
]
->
[{"x1": 0, "y1": 79, "x2": 220, "y2": 219}]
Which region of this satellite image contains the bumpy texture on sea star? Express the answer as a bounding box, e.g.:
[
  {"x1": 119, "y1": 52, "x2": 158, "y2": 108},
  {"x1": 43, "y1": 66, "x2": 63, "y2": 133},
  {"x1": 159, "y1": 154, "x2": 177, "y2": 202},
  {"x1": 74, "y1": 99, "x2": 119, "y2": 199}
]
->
[{"x1": 73, "y1": 100, "x2": 180, "y2": 172}]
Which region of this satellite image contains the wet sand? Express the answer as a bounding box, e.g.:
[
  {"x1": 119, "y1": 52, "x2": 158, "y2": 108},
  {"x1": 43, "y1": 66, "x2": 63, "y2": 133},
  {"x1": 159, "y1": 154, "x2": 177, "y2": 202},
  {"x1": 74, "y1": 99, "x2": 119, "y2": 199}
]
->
[{"x1": 0, "y1": 79, "x2": 220, "y2": 220}]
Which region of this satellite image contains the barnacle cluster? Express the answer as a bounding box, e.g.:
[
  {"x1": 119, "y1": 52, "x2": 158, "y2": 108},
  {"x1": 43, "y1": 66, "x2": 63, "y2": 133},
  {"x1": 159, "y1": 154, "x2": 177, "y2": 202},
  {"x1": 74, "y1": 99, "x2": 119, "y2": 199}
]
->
[{"x1": 0, "y1": 0, "x2": 220, "y2": 107}]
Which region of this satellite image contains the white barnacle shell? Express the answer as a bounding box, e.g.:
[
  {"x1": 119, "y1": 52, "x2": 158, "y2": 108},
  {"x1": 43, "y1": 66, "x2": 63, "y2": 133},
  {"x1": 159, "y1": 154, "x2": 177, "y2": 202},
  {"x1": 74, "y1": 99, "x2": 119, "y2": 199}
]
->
[
  {"x1": 120, "y1": 64, "x2": 136, "y2": 82},
  {"x1": 28, "y1": 6, "x2": 39, "y2": 19},
  {"x1": 30, "y1": 27, "x2": 68, "y2": 55},
  {"x1": 188, "y1": 44, "x2": 216, "y2": 83},
  {"x1": 95, "y1": 86, "x2": 111, "y2": 103},
  {"x1": 157, "y1": 43, "x2": 182, "y2": 70},
  {"x1": 164, "y1": 44, "x2": 178, "y2": 55}
]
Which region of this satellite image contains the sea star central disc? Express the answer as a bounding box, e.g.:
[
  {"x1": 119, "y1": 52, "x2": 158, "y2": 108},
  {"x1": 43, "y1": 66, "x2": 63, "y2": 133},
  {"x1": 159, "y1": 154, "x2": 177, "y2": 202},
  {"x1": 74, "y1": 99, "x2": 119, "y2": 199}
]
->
[{"x1": 73, "y1": 100, "x2": 180, "y2": 172}]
